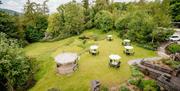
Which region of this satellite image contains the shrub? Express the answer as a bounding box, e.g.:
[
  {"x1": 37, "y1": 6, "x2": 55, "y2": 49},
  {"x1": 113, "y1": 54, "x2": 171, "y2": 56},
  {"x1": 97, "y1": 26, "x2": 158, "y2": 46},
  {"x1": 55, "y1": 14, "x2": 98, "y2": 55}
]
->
[
  {"x1": 130, "y1": 67, "x2": 159, "y2": 90},
  {"x1": 137, "y1": 79, "x2": 159, "y2": 91},
  {"x1": 119, "y1": 85, "x2": 130, "y2": 91},
  {"x1": 94, "y1": 10, "x2": 114, "y2": 32},
  {"x1": 131, "y1": 66, "x2": 144, "y2": 78},
  {"x1": 137, "y1": 42, "x2": 158, "y2": 51},
  {"x1": 25, "y1": 25, "x2": 45, "y2": 42},
  {"x1": 166, "y1": 43, "x2": 180, "y2": 54},
  {"x1": 163, "y1": 60, "x2": 180, "y2": 69},
  {"x1": 0, "y1": 32, "x2": 36, "y2": 90},
  {"x1": 128, "y1": 79, "x2": 140, "y2": 86},
  {"x1": 144, "y1": 85, "x2": 158, "y2": 91}
]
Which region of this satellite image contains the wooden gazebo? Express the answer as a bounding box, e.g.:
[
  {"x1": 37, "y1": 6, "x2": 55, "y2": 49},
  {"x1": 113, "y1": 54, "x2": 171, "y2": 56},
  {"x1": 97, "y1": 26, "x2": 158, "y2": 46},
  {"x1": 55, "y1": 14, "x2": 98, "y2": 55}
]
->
[{"x1": 54, "y1": 52, "x2": 79, "y2": 75}]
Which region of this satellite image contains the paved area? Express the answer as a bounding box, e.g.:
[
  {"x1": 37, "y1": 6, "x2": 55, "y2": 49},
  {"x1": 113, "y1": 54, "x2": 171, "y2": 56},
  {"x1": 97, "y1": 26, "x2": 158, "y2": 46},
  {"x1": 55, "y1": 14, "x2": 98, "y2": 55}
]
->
[
  {"x1": 128, "y1": 57, "x2": 162, "y2": 65},
  {"x1": 157, "y1": 42, "x2": 172, "y2": 58}
]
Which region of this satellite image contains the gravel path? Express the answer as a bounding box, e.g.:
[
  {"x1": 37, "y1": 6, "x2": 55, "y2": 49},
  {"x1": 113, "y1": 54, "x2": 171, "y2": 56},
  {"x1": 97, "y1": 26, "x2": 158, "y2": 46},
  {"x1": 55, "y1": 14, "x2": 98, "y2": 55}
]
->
[{"x1": 157, "y1": 41, "x2": 172, "y2": 58}]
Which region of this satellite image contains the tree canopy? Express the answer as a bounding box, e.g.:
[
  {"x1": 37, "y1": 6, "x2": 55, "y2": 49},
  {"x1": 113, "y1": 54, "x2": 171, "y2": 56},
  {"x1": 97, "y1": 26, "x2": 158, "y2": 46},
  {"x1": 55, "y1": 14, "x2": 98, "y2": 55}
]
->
[
  {"x1": 94, "y1": 10, "x2": 113, "y2": 32},
  {"x1": 0, "y1": 12, "x2": 19, "y2": 38},
  {"x1": 23, "y1": 0, "x2": 48, "y2": 43},
  {"x1": 46, "y1": 2, "x2": 85, "y2": 40},
  {"x1": 170, "y1": 0, "x2": 180, "y2": 22}
]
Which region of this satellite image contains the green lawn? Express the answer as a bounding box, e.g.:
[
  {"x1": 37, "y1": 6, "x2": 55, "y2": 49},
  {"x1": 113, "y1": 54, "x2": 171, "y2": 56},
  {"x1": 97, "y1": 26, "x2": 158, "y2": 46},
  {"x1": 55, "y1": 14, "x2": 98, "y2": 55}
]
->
[{"x1": 24, "y1": 29, "x2": 156, "y2": 91}]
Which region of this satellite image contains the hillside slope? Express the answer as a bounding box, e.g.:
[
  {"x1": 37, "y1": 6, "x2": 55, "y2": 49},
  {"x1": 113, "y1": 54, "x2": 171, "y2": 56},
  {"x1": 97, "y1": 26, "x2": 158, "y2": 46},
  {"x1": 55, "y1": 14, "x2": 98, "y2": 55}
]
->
[
  {"x1": 0, "y1": 8, "x2": 21, "y2": 15},
  {"x1": 24, "y1": 29, "x2": 156, "y2": 91}
]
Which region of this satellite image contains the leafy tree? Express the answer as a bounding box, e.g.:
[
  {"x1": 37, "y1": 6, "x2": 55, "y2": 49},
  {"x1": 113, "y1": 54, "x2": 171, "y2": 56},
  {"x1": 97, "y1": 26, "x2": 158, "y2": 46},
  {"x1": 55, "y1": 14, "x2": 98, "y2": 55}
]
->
[
  {"x1": 82, "y1": 0, "x2": 89, "y2": 9},
  {"x1": 170, "y1": 0, "x2": 180, "y2": 22},
  {"x1": 152, "y1": 28, "x2": 173, "y2": 44},
  {"x1": 46, "y1": 13, "x2": 64, "y2": 38},
  {"x1": 42, "y1": 0, "x2": 49, "y2": 14},
  {"x1": 115, "y1": 11, "x2": 157, "y2": 43},
  {"x1": 94, "y1": 0, "x2": 110, "y2": 12},
  {"x1": 83, "y1": 0, "x2": 92, "y2": 24},
  {"x1": 46, "y1": 2, "x2": 85, "y2": 40},
  {"x1": 47, "y1": 2, "x2": 85, "y2": 40},
  {"x1": 151, "y1": 0, "x2": 171, "y2": 27},
  {"x1": 94, "y1": 10, "x2": 113, "y2": 32},
  {"x1": 115, "y1": 3, "x2": 173, "y2": 48},
  {"x1": 0, "y1": 12, "x2": 19, "y2": 38},
  {"x1": 0, "y1": 32, "x2": 35, "y2": 90},
  {"x1": 58, "y1": 2, "x2": 85, "y2": 35},
  {"x1": 132, "y1": 0, "x2": 172, "y2": 27},
  {"x1": 126, "y1": 11, "x2": 157, "y2": 43},
  {"x1": 111, "y1": 2, "x2": 128, "y2": 11},
  {"x1": 25, "y1": 15, "x2": 48, "y2": 42},
  {"x1": 23, "y1": 0, "x2": 48, "y2": 42},
  {"x1": 138, "y1": 0, "x2": 146, "y2": 5},
  {"x1": 0, "y1": 10, "x2": 28, "y2": 47},
  {"x1": 115, "y1": 14, "x2": 130, "y2": 36}
]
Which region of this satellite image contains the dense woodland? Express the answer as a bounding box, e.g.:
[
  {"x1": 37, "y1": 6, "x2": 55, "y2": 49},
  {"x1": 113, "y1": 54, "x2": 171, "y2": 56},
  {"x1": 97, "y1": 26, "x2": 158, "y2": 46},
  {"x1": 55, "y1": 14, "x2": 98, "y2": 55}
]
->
[{"x1": 0, "y1": 0, "x2": 179, "y2": 90}]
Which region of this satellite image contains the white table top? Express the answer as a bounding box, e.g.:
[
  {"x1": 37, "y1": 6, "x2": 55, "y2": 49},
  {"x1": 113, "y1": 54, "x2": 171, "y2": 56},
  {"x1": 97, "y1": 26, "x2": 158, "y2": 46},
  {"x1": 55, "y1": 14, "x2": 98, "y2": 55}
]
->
[
  {"x1": 107, "y1": 35, "x2": 112, "y2": 38},
  {"x1": 55, "y1": 53, "x2": 78, "y2": 64},
  {"x1": 124, "y1": 46, "x2": 133, "y2": 50},
  {"x1": 90, "y1": 45, "x2": 99, "y2": 50},
  {"x1": 124, "y1": 39, "x2": 130, "y2": 42},
  {"x1": 109, "y1": 54, "x2": 121, "y2": 60}
]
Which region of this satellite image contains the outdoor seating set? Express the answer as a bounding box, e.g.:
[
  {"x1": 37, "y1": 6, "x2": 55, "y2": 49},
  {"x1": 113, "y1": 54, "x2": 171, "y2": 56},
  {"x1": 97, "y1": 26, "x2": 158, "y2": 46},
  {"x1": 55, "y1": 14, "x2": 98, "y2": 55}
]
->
[
  {"x1": 89, "y1": 45, "x2": 99, "y2": 55},
  {"x1": 88, "y1": 36, "x2": 135, "y2": 68},
  {"x1": 54, "y1": 35, "x2": 135, "y2": 74},
  {"x1": 106, "y1": 35, "x2": 113, "y2": 41},
  {"x1": 122, "y1": 39, "x2": 135, "y2": 55},
  {"x1": 109, "y1": 54, "x2": 121, "y2": 68},
  {"x1": 89, "y1": 35, "x2": 112, "y2": 56}
]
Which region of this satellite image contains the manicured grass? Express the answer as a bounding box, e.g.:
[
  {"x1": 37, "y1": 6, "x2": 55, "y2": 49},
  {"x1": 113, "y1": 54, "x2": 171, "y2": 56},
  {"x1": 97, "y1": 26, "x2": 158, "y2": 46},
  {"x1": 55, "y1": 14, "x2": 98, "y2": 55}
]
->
[{"x1": 24, "y1": 29, "x2": 156, "y2": 91}]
